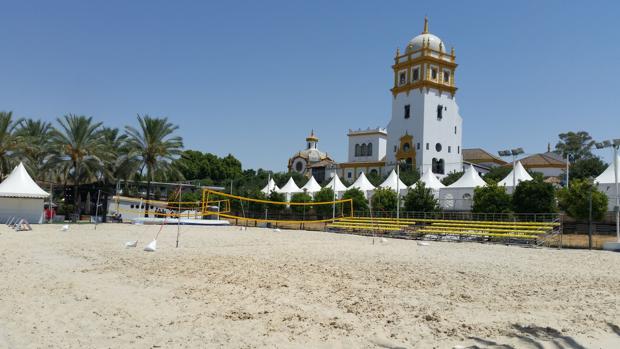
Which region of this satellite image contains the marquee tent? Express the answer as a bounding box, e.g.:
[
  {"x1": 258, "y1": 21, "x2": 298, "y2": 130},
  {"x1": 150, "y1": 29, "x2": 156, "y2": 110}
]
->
[
  {"x1": 0, "y1": 162, "x2": 49, "y2": 224},
  {"x1": 595, "y1": 154, "x2": 620, "y2": 211},
  {"x1": 379, "y1": 169, "x2": 407, "y2": 196},
  {"x1": 261, "y1": 178, "x2": 280, "y2": 195},
  {"x1": 301, "y1": 176, "x2": 322, "y2": 195},
  {"x1": 439, "y1": 164, "x2": 486, "y2": 210},
  {"x1": 350, "y1": 172, "x2": 376, "y2": 199},
  {"x1": 277, "y1": 177, "x2": 302, "y2": 201},
  {"x1": 498, "y1": 161, "x2": 533, "y2": 193},
  {"x1": 411, "y1": 169, "x2": 445, "y2": 197},
  {"x1": 324, "y1": 174, "x2": 348, "y2": 199}
]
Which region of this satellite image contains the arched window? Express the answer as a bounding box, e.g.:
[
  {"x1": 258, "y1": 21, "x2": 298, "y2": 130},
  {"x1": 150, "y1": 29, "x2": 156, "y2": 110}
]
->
[
  {"x1": 403, "y1": 143, "x2": 410, "y2": 152},
  {"x1": 367, "y1": 143, "x2": 373, "y2": 156},
  {"x1": 432, "y1": 158, "x2": 438, "y2": 173},
  {"x1": 361, "y1": 143, "x2": 367, "y2": 157},
  {"x1": 438, "y1": 159, "x2": 445, "y2": 174},
  {"x1": 295, "y1": 161, "x2": 303, "y2": 172},
  {"x1": 355, "y1": 144, "x2": 360, "y2": 157}
]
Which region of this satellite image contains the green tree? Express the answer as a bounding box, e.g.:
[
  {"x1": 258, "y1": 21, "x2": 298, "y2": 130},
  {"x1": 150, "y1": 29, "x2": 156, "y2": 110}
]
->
[
  {"x1": 568, "y1": 157, "x2": 607, "y2": 181},
  {"x1": 483, "y1": 166, "x2": 511, "y2": 183},
  {"x1": 399, "y1": 165, "x2": 421, "y2": 186},
  {"x1": 14, "y1": 118, "x2": 52, "y2": 180},
  {"x1": 267, "y1": 190, "x2": 286, "y2": 215},
  {"x1": 290, "y1": 191, "x2": 313, "y2": 215},
  {"x1": 366, "y1": 171, "x2": 383, "y2": 186},
  {"x1": 342, "y1": 187, "x2": 369, "y2": 213},
  {"x1": 371, "y1": 187, "x2": 397, "y2": 212},
  {"x1": 512, "y1": 179, "x2": 556, "y2": 213},
  {"x1": 313, "y1": 187, "x2": 335, "y2": 218},
  {"x1": 557, "y1": 179, "x2": 608, "y2": 220},
  {"x1": 441, "y1": 171, "x2": 463, "y2": 186},
  {"x1": 403, "y1": 182, "x2": 440, "y2": 212},
  {"x1": 49, "y1": 115, "x2": 106, "y2": 220},
  {"x1": 472, "y1": 182, "x2": 511, "y2": 213},
  {"x1": 0, "y1": 111, "x2": 23, "y2": 176},
  {"x1": 125, "y1": 115, "x2": 184, "y2": 217},
  {"x1": 555, "y1": 131, "x2": 595, "y2": 161}
]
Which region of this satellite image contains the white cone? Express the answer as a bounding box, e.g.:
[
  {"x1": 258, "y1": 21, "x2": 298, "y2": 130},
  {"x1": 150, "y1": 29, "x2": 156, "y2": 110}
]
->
[
  {"x1": 417, "y1": 241, "x2": 430, "y2": 246},
  {"x1": 125, "y1": 240, "x2": 138, "y2": 248},
  {"x1": 61, "y1": 224, "x2": 69, "y2": 231},
  {"x1": 273, "y1": 228, "x2": 281, "y2": 232},
  {"x1": 144, "y1": 240, "x2": 157, "y2": 252}
]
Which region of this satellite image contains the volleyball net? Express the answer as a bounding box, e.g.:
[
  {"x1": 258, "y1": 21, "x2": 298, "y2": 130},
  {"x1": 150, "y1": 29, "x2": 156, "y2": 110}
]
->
[
  {"x1": 112, "y1": 195, "x2": 230, "y2": 219},
  {"x1": 202, "y1": 189, "x2": 354, "y2": 223}
]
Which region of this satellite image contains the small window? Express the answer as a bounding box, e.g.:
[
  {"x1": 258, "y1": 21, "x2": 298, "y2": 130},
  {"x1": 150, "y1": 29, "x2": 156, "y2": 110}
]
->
[
  {"x1": 399, "y1": 72, "x2": 406, "y2": 85},
  {"x1": 443, "y1": 71, "x2": 450, "y2": 83},
  {"x1": 403, "y1": 143, "x2": 410, "y2": 152},
  {"x1": 361, "y1": 143, "x2": 367, "y2": 156},
  {"x1": 458, "y1": 146, "x2": 460, "y2": 154},
  {"x1": 404, "y1": 104, "x2": 410, "y2": 119},
  {"x1": 355, "y1": 144, "x2": 360, "y2": 157},
  {"x1": 367, "y1": 143, "x2": 373, "y2": 156},
  {"x1": 347, "y1": 172, "x2": 352, "y2": 178},
  {"x1": 370, "y1": 169, "x2": 378, "y2": 175},
  {"x1": 426, "y1": 143, "x2": 429, "y2": 150},
  {"x1": 435, "y1": 143, "x2": 442, "y2": 152},
  {"x1": 394, "y1": 145, "x2": 397, "y2": 152},
  {"x1": 295, "y1": 162, "x2": 303, "y2": 172},
  {"x1": 431, "y1": 68, "x2": 438, "y2": 80},
  {"x1": 130, "y1": 204, "x2": 134, "y2": 209},
  {"x1": 448, "y1": 146, "x2": 451, "y2": 153},
  {"x1": 417, "y1": 143, "x2": 420, "y2": 150},
  {"x1": 412, "y1": 68, "x2": 419, "y2": 81},
  {"x1": 307, "y1": 142, "x2": 311, "y2": 149},
  {"x1": 437, "y1": 105, "x2": 443, "y2": 120},
  {"x1": 454, "y1": 126, "x2": 457, "y2": 134}
]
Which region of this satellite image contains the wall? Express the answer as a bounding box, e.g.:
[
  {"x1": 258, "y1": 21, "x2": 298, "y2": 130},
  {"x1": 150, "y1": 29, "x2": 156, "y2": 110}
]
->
[
  {"x1": 347, "y1": 134, "x2": 386, "y2": 163},
  {"x1": 0, "y1": 198, "x2": 45, "y2": 224}
]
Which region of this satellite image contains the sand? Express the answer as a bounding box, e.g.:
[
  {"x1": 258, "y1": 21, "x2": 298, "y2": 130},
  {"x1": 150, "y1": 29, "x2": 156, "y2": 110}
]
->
[{"x1": 0, "y1": 223, "x2": 619, "y2": 349}]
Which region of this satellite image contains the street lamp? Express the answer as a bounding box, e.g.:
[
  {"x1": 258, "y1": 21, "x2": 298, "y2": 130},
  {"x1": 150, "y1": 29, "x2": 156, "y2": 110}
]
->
[
  {"x1": 328, "y1": 164, "x2": 338, "y2": 221},
  {"x1": 498, "y1": 148, "x2": 525, "y2": 189},
  {"x1": 595, "y1": 139, "x2": 620, "y2": 246},
  {"x1": 387, "y1": 160, "x2": 404, "y2": 219},
  {"x1": 565, "y1": 152, "x2": 574, "y2": 188}
]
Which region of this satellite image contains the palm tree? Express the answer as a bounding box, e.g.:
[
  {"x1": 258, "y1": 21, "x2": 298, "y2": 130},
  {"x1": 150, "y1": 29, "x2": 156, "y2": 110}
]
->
[
  {"x1": 125, "y1": 114, "x2": 183, "y2": 217},
  {"x1": 15, "y1": 118, "x2": 53, "y2": 180},
  {"x1": 0, "y1": 111, "x2": 23, "y2": 177},
  {"x1": 49, "y1": 115, "x2": 105, "y2": 221}
]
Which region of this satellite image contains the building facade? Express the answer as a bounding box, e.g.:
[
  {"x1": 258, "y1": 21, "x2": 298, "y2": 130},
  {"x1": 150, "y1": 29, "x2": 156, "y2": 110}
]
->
[{"x1": 287, "y1": 130, "x2": 335, "y2": 183}]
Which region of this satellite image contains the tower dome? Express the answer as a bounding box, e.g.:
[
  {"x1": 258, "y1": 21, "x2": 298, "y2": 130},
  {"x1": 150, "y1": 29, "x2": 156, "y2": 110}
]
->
[{"x1": 406, "y1": 17, "x2": 445, "y2": 53}]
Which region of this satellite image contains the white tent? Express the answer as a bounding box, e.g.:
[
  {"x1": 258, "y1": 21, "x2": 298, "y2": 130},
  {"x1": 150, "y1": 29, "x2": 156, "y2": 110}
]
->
[
  {"x1": 439, "y1": 165, "x2": 487, "y2": 211},
  {"x1": 0, "y1": 162, "x2": 50, "y2": 223},
  {"x1": 350, "y1": 172, "x2": 376, "y2": 199},
  {"x1": 324, "y1": 175, "x2": 348, "y2": 199},
  {"x1": 261, "y1": 178, "x2": 280, "y2": 195},
  {"x1": 301, "y1": 176, "x2": 322, "y2": 195},
  {"x1": 411, "y1": 169, "x2": 445, "y2": 197},
  {"x1": 379, "y1": 169, "x2": 407, "y2": 196},
  {"x1": 595, "y1": 154, "x2": 620, "y2": 211},
  {"x1": 277, "y1": 177, "x2": 302, "y2": 201},
  {"x1": 498, "y1": 161, "x2": 533, "y2": 193}
]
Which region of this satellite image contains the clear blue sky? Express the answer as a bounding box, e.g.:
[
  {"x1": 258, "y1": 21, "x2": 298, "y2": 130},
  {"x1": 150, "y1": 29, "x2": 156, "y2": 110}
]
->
[{"x1": 1, "y1": 0, "x2": 619, "y2": 171}]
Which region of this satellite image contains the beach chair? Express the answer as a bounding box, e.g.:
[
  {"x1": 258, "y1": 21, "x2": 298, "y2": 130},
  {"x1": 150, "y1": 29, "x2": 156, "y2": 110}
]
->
[{"x1": 14, "y1": 219, "x2": 32, "y2": 232}]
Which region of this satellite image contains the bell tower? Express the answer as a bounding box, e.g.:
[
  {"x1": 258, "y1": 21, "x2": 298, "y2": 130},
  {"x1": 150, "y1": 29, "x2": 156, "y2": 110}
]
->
[{"x1": 386, "y1": 17, "x2": 463, "y2": 176}]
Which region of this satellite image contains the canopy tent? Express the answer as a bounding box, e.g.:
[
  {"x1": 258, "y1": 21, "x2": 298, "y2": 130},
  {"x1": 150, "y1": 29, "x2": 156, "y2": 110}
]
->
[
  {"x1": 595, "y1": 154, "x2": 620, "y2": 211},
  {"x1": 439, "y1": 165, "x2": 487, "y2": 211},
  {"x1": 498, "y1": 161, "x2": 533, "y2": 193},
  {"x1": 0, "y1": 162, "x2": 50, "y2": 223},
  {"x1": 379, "y1": 169, "x2": 407, "y2": 196},
  {"x1": 260, "y1": 178, "x2": 280, "y2": 195},
  {"x1": 411, "y1": 169, "x2": 445, "y2": 197},
  {"x1": 276, "y1": 177, "x2": 302, "y2": 201},
  {"x1": 350, "y1": 172, "x2": 376, "y2": 199},
  {"x1": 324, "y1": 174, "x2": 348, "y2": 199},
  {"x1": 301, "y1": 176, "x2": 322, "y2": 195}
]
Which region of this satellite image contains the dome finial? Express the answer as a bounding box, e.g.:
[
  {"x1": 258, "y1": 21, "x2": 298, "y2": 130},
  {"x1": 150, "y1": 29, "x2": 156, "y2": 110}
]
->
[{"x1": 423, "y1": 16, "x2": 429, "y2": 34}]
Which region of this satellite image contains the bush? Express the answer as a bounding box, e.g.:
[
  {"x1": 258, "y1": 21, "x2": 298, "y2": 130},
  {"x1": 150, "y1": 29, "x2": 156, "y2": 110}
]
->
[
  {"x1": 313, "y1": 187, "x2": 335, "y2": 218},
  {"x1": 441, "y1": 171, "x2": 463, "y2": 186},
  {"x1": 512, "y1": 179, "x2": 556, "y2": 213},
  {"x1": 342, "y1": 187, "x2": 369, "y2": 213},
  {"x1": 290, "y1": 192, "x2": 312, "y2": 215},
  {"x1": 472, "y1": 182, "x2": 511, "y2": 213},
  {"x1": 403, "y1": 182, "x2": 440, "y2": 212},
  {"x1": 371, "y1": 187, "x2": 397, "y2": 212},
  {"x1": 557, "y1": 179, "x2": 608, "y2": 220}
]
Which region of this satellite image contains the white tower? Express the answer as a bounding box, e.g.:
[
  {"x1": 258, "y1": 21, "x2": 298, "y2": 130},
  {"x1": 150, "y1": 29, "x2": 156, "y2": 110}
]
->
[{"x1": 386, "y1": 18, "x2": 463, "y2": 176}]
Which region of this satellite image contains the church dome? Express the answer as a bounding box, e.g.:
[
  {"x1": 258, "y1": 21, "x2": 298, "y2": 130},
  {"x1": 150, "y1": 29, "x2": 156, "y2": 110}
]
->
[
  {"x1": 405, "y1": 17, "x2": 445, "y2": 53},
  {"x1": 407, "y1": 33, "x2": 444, "y2": 52}
]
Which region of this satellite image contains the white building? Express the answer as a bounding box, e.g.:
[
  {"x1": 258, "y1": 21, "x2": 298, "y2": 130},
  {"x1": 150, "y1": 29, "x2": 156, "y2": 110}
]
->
[{"x1": 328, "y1": 18, "x2": 463, "y2": 180}]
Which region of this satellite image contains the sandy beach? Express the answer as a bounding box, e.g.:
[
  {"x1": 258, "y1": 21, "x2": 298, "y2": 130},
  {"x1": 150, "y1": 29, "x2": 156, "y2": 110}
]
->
[{"x1": 0, "y1": 223, "x2": 619, "y2": 348}]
